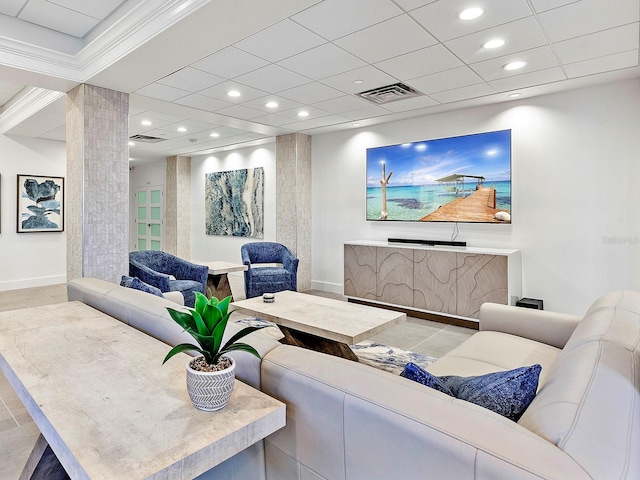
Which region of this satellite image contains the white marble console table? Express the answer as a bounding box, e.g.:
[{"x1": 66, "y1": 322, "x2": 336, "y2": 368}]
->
[
  {"x1": 344, "y1": 240, "x2": 522, "y2": 322},
  {"x1": 0, "y1": 301, "x2": 285, "y2": 479}
]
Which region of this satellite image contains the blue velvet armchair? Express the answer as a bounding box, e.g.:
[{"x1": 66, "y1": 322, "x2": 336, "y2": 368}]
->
[
  {"x1": 240, "y1": 242, "x2": 299, "y2": 299},
  {"x1": 129, "y1": 250, "x2": 208, "y2": 307}
]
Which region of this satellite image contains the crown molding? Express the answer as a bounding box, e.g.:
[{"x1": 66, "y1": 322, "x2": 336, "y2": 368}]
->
[
  {"x1": 0, "y1": 87, "x2": 64, "y2": 134},
  {"x1": 0, "y1": 0, "x2": 211, "y2": 85}
]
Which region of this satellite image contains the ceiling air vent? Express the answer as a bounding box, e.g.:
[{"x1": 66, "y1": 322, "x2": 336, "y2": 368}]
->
[
  {"x1": 356, "y1": 82, "x2": 423, "y2": 104},
  {"x1": 129, "y1": 134, "x2": 166, "y2": 143}
]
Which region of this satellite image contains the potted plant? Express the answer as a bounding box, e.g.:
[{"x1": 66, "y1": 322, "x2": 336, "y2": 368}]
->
[{"x1": 163, "y1": 292, "x2": 265, "y2": 411}]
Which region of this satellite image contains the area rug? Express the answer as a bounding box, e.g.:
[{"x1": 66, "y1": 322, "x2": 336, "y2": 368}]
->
[
  {"x1": 349, "y1": 341, "x2": 437, "y2": 375},
  {"x1": 233, "y1": 317, "x2": 437, "y2": 374}
]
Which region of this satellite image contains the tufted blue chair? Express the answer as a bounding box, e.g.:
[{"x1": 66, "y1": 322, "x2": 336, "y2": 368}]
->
[
  {"x1": 129, "y1": 251, "x2": 208, "y2": 307},
  {"x1": 241, "y1": 242, "x2": 299, "y2": 299}
]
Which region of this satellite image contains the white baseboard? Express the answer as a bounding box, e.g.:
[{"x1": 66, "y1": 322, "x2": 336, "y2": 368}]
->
[
  {"x1": 0, "y1": 275, "x2": 67, "y2": 292},
  {"x1": 310, "y1": 280, "x2": 343, "y2": 295}
]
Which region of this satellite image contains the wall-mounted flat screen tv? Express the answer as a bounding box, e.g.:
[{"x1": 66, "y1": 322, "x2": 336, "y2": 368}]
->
[{"x1": 366, "y1": 129, "x2": 511, "y2": 223}]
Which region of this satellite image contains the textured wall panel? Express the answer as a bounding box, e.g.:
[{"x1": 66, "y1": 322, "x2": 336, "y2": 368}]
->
[
  {"x1": 376, "y1": 247, "x2": 413, "y2": 307},
  {"x1": 456, "y1": 254, "x2": 508, "y2": 318},
  {"x1": 413, "y1": 250, "x2": 457, "y2": 313},
  {"x1": 166, "y1": 156, "x2": 191, "y2": 258},
  {"x1": 66, "y1": 84, "x2": 129, "y2": 283},
  {"x1": 344, "y1": 244, "x2": 377, "y2": 299}
]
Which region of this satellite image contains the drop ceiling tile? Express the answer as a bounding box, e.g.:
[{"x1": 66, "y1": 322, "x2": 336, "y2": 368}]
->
[
  {"x1": 537, "y1": 0, "x2": 640, "y2": 43},
  {"x1": 393, "y1": 0, "x2": 438, "y2": 11},
  {"x1": 291, "y1": 0, "x2": 403, "y2": 41},
  {"x1": 234, "y1": 64, "x2": 311, "y2": 93},
  {"x1": 234, "y1": 19, "x2": 326, "y2": 62},
  {"x1": 278, "y1": 43, "x2": 367, "y2": 80},
  {"x1": 19, "y1": 0, "x2": 99, "y2": 37},
  {"x1": 0, "y1": 0, "x2": 28, "y2": 16},
  {"x1": 277, "y1": 105, "x2": 331, "y2": 121},
  {"x1": 142, "y1": 128, "x2": 182, "y2": 140},
  {"x1": 563, "y1": 50, "x2": 640, "y2": 78},
  {"x1": 529, "y1": 0, "x2": 579, "y2": 13},
  {"x1": 553, "y1": 23, "x2": 640, "y2": 64},
  {"x1": 279, "y1": 82, "x2": 344, "y2": 104},
  {"x1": 48, "y1": 0, "x2": 125, "y2": 19},
  {"x1": 173, "y1": 94, "x2": 232, "y2": 112},
  {"x1": 410, "y1": 0, "x2": 533, "y2": 42},
  {"x1": 320, "y1": 66, "x2": 398, "y2": 94},
  {"x1": 162, "y1": 122, "x2": 209, "y2": 135},
  {"x1": 192, "y1": 47, "x2": 269, "y2": 79},
  {"x1": 241, "y1": 95, "x2": 303, "y2": 113},
  {"x1": 471, "y1": 45, "x2": 560, "y2": 82},
  {"x1": 135, "y1": 83, "x2": 190, "y2": 102},
  {"x1": 335, "y1": 14, "x2": 437, "y2": 63},
  {"x1": 408, "y1": 66, "x2": 484, "y2": 94},
  {"x1": 198, "y1": 81, "x2": 267, "y2": 103},
  {"x1": 284, "y1": 114, "x2": 351, "y2": 131},
  {"x1": 488, "y1": 67, "x2": 566, "y2": 91},
  {"x1": 375, "y1": 44, "x2": 463, "y2": 81},
  {"x1": 430, "y1": 83, "x2": 497, "y2": 103},
  {"x1": 340, "y1": 105, "x2": 393, "y2": 121},
  {"x1": 379, "y1": 95, "x2": 439, "y2": 112},
  {"x1": 252, "y1": 113, "x2": 295, "y2": 127},
  {"x1": 157, "y1": 67, "x2": 224, "y2": 93},
  {"x1": 130, "y1": 111, "x2": 188, "y2": 130},
  {"x1": 444, "y1": 17, "x2": 548, "y2": 64},
  {"x1": 216, "y1": 104, "x2": 266, "y2": 121},
  {"x1": 311, "y1": 95, "x2": 372, "y2": 114}
]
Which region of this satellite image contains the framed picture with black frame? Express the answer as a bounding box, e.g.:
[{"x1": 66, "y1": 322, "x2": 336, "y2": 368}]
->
[{"x1": 16, "y1": 174, "x2": 64, "y2": 233}]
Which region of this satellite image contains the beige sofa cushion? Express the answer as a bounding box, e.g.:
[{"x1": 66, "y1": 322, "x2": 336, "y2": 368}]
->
[
  {"x1": 427, "y1": 331, "x2": 561, "y2": 387},
  {"x1": 518, "y1": 290, "x2": 640, "y2": 480}
]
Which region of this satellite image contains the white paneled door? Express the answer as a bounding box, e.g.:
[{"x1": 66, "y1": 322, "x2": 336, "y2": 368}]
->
[{"x1": 135, "y1": 186, "x2": 163, "y2": 251}]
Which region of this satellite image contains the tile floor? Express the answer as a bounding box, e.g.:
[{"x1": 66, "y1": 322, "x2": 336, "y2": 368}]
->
[{"x1": 0, "y1": 278, "x2": 474, "y2": 477}]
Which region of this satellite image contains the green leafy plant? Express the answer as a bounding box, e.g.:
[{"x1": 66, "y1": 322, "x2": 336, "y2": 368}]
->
[{"x1": 163, "y1": 292, "x2": 265, "y2": 367}]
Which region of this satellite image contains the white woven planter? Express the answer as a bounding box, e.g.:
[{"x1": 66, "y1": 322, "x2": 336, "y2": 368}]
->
[{"x1": 185, "y1": 356, "x2": 236, "y2": 411}]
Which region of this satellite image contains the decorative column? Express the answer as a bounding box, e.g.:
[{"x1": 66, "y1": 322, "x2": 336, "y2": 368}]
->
[
  {"x1": 275, "y1": 133, "x2": 311, "y2": 292},
  {"x1": 66, "y1": 84, "x2": 129, "y2": 282},
  {"x1": 165, "y1": 155, "x2": 191, "y2": 258}
]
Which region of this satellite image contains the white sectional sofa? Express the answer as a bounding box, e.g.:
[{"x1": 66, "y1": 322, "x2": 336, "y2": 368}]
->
[{"x1": 67, "y1": 277, "x2": 640, "y2": 479}]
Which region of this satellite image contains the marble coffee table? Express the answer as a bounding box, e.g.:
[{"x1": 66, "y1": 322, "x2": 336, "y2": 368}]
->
[
  {"x1": 194, "y1": 260, "x2": 247, "y2": 300},
  {"x1": 0, "y1": 301, "x2": 285, "y2": 479},
  {"x1": 231, "y1": 291, "x2": 406, "y2": 361}
]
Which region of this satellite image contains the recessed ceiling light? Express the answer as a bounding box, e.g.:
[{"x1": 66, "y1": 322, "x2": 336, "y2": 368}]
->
[
  {"x1": 457, "y1": 7, "x2": 484, "y2": 20},
  {"x1": 503, "y1": 61, "x2": 527, "y2": 71},
  {"x1": 265, "y1": 101, "x2": 278, "y2": 108},
  {"x1": 354, "y1": 79, "x2": 364, "y2": 84},
  {"x1": 482, "y1": 38, "x2": 505, "y2": 49},
  {"x1": 297, "y1": 110, "x2": 309, "y2": 118},
  {"x1": 509, "y1": 93, "x2": 521, "y2": 98},
  {"x1": 177, "y1": 127, "x2": 187, "y2": 132},
  {"x1": 227, "y1": 90, "x2": 241, "y2": 97},
  {"x1": 352, "y1": 123, "x2": 360, "y2": 127},
  {"x1": 210, "y1": 132, "x2": 220, "y2": 137},
  {"x1": 128, "y1": 141, "x2": 135, "y2": 146},
  {"x1": 141, "y1": 120, "x2": 152, "y2": 126}
]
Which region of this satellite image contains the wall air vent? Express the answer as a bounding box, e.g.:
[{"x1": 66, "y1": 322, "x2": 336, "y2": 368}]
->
[
  {"x1": 355, "y1": 82, "x2": 423, "y2": 104},
  {"x1": 129, "y1": 134, "x2": 166, "y2": 143}
]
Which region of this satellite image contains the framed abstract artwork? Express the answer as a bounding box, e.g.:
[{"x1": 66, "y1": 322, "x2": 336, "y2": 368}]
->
[{"x1": 17, "y1": 174, "x2": 64, "y2": 233}]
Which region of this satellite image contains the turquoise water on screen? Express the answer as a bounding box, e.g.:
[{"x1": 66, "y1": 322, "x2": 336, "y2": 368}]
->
[{"x1": 366, "y1": 180, "x2": 511, "y2": 221}]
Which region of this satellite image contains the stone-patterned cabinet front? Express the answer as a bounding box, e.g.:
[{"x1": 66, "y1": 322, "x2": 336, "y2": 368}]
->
[
  {"x1": 456, "y1": 253, "x2": 508, "y2": 318},
  {"x1": 413, "y1": 250, "x2": 457, "y2": 314},
  {"x1": 376, "y1": 247, "x2": 413, "y2": 308},
  {"x1": 344, "y1": 244, "x2": 377, "y2": 300}
]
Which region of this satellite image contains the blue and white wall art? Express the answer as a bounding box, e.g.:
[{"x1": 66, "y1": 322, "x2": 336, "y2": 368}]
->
[
  {"x1": 17, "y1": 174, "x2": 64, "y2": 233},
  {"x1": 205, "y1": 167, "x2": 264, "y2": 238}
]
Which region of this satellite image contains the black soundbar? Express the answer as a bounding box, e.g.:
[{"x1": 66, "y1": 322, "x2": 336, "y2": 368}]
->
[{"x1": 388, "y1": 238, "x2": 467, "y2": 247}]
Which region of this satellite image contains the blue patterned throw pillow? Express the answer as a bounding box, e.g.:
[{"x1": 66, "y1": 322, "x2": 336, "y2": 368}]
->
[
  {"x1": 120, "y1": 275, "x2": 164, "y2": 298},
  {"x1": 400, "y1": 362, "x2": 541, "y2": 421}
]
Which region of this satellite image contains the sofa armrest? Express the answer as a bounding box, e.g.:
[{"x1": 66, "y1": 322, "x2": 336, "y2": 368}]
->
[{"x1": 479, "y1": 303, "x2": 581, "y2": 348}]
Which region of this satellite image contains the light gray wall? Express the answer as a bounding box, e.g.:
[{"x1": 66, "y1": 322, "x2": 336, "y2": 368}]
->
[
  {"x1": 0, "y1": 135, "x2": 66, "y2": 290},
  {"x1": 311, "y1": 78, "x2": 640, "y2": 315}
]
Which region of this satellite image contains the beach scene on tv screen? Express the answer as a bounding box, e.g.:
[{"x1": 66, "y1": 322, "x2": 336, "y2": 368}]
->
[{"x1": 366, "y1": 129, "x2": 511, "y2": 223}]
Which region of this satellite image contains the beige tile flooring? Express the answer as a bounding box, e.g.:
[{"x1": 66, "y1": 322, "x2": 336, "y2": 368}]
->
[{"x1": 0, "y1": 279, "x2": 474, "y2": 477}]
